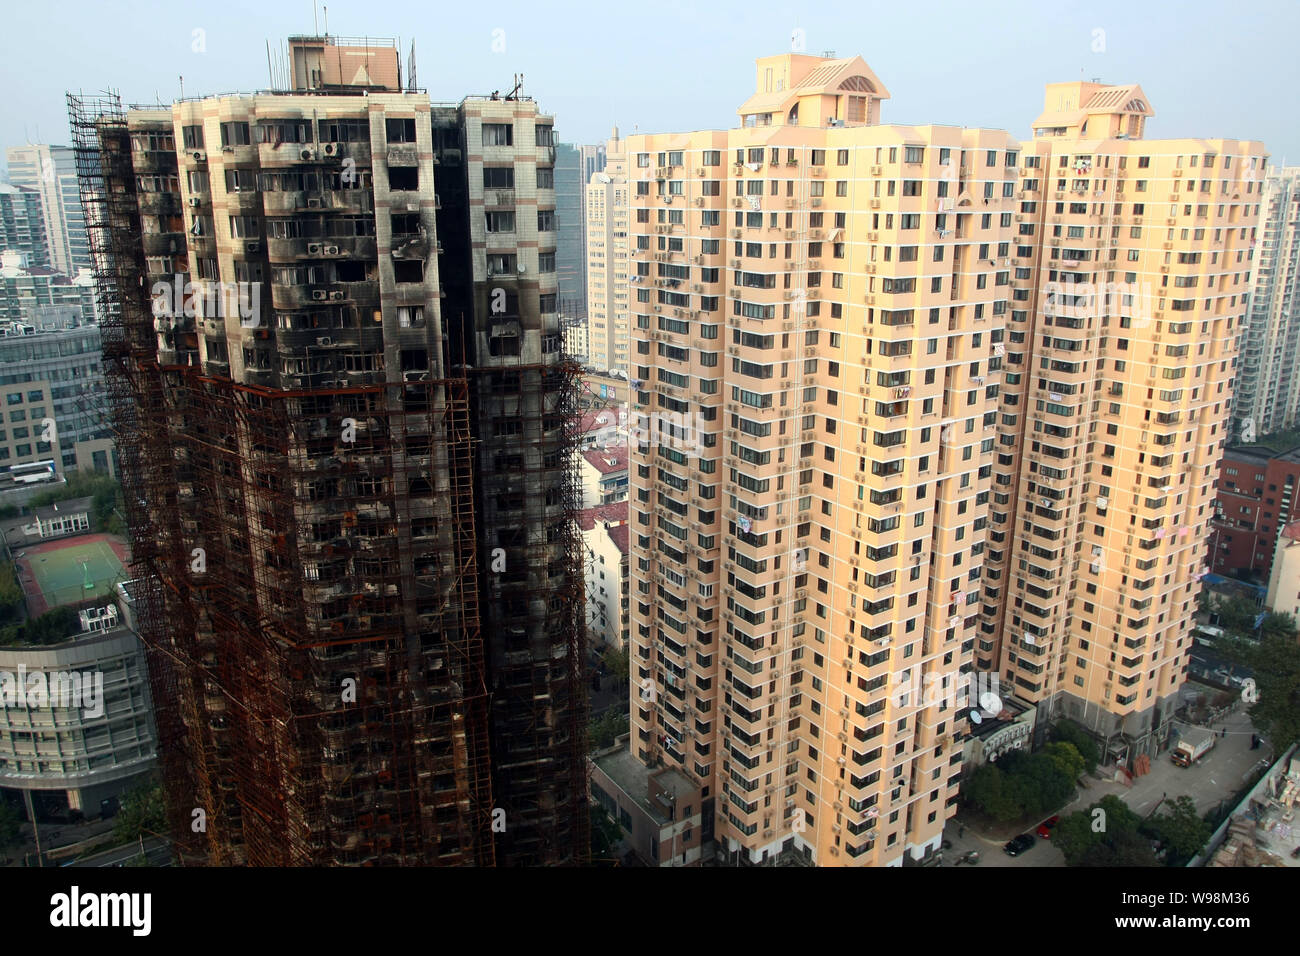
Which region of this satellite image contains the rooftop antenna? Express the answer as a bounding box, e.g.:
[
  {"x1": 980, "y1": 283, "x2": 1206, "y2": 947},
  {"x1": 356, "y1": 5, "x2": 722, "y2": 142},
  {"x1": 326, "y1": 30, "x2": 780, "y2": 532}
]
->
[
  {"x1": 323, "y1": 5, "x2": 329, "y2": 37},
  {"x1": 313, "y1": 0, "x2": 319, "y2": 35},
  {"x1": 179, "y1": 76, "x2": 184, "y2": 100},
  {"x1": 267, "y1": 40, "x2": 274, "y2": 88},
  {"x1": 505, "y1": 73, "x2": 523, "y2": 101}
]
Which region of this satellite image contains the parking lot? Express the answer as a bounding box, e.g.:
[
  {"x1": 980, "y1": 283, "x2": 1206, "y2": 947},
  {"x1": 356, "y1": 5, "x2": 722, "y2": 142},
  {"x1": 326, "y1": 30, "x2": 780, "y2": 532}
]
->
[{"x1": 942, "y1": 707, "x2": 1271, "y2": 867}]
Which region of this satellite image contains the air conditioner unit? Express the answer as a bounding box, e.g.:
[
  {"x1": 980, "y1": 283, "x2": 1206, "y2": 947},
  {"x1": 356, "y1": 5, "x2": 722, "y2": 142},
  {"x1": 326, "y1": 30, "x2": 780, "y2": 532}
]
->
[
  {"x1": 324, "y1": 245, "x2": 339, "y2": 256},
  {"x1": 307, "y1": 243, "x2": 322, "y2": 255},
  {"x1": 317, "y1": 336, "x2": 333, "y2": 346},
  {"x1": 300, "y1": 149, "x2": 315, "y2": 161},
  {"x1": 191, "y1": 150, "x2": 207, "y2": 162},
  {"x1": 306, "y1": 198, "x2": 322, "y2": 209},
  {"x1": 330, "y1": 291, "x2": 344, "y2": 300},
  {"x1": 245, "y1": 241, "x2": 261, "y2": 253},
  {"x1": 323, "y1": 143, "x2": 339, "y2": 156},
  {"x1": 312, "y1": 290, "x2": 328, "y2": 301}
]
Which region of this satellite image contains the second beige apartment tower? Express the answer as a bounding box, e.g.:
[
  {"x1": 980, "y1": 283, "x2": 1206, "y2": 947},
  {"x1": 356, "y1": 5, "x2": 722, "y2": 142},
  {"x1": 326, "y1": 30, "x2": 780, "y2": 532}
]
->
[{"x1": 625, "y1": 53, "x2": 1266, "y2": 866}]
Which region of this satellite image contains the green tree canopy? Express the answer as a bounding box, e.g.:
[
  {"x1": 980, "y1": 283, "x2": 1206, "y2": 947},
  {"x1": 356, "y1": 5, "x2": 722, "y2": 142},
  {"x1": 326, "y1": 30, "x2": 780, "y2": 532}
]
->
[
  {"x1": 113, "y1": 781, "x2": 166, "y2": 845},
  {"x1": 1055, "y1": 795, "x2": 1156, "y2": 866},
  {"x1": 587, "y1": 710, "x2": 629, "y2": 751},
  {"x1": 0, "y1": 605, "x2": 79, "y2": 647},
  {"x1": 1216, "y1": 618, "x2": 1300, "y2": 750},
  {"x1": 1143, "y1": 795, "x2": 1212, "y2": 866},
  {"x1": 601, "y1": 645, "x2": 629, "y2": 684},
  {"x1": 0, "y1": 562, "x2": 23, "y2": 623},
  {"x1": 0, "y1": 800, "x2": 22, "y2": 848},
  {"x1": 1050, "y1": 719, "x2": 1101, "y2": 773},
  {"x1": 964, "y1": 748, "x2": 1078, "y2": 822}
]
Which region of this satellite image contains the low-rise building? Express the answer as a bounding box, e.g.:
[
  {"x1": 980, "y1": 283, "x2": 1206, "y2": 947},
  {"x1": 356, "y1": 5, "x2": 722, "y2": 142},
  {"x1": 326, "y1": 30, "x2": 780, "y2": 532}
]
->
[
  {"x1": 0, "y1": 581, "x2": 157, "y2": 818},
  {"x1": 589, "y1": 742, "x2": 704, "y2": 867},
  {"x1": 575, "y1": 407, "x2": 626, "y2": 452},
  {"x1": 1212, "y1": 444, "x2": 1300, "y2": 581},
  {"x1": 580, "y1": 446, "x2": 628, "y2": 508},
  {"x1": 0, "y1": 496, "x2": 94, "y2": 547},
  {"x1": 961, "y1": 698, "x2": 1038, "y2": 769},
  {"x1": 1266, "y1": 520, "x2": 1300, "y2": 623},
  {"x1": 579, "y1": 500, "x2": 628, "y2": 651}
]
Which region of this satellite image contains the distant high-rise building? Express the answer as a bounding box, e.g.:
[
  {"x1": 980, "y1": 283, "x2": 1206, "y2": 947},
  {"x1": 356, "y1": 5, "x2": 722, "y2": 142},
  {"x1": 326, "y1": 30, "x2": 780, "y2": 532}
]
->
[
  {"x1": 0, "y1": 311, "x2": 112, "y2": 474},
  {"x1": 555, "y1": 140, "x2": 609, "y2": 328},
  {"x1": 0, "y1": 254, "x2": 97, "y2": 327},
  {"x1": 585, "y1": 129, "x2": 628, "y2": 372},
  {"x1": 0, "y1": 184, "x2": 50, "y2": 269},
  {"x1": 1235, "y1": 167, "x2": 1300, "y2": 441},
  {"x1": 623, "y1": 52, "x2": 1265, "y2": 866},
  {"x1": 70, "y1": 32, "x2": 587, "y2": 866},
  {"x1": 555, "y1": 144, "x2": 586, "y2": 322},
  {"x1": 6, "y1": 145, "x2": 91, "y2": 276}
]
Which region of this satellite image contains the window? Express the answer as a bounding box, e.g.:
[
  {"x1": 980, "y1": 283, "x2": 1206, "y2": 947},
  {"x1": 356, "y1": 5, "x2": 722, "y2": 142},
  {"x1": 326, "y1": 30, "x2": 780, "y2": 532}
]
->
[
  {"x1": 484, "y1": 167, "x2": 515, "y2": 188},
  {"x1": 385, "y1": 118, "x2": 417, "y2": 143},
  {"x1": 220, "y1": 122, "x2": 251, "y2": 147},
  {"x1": 486, "y1": 211, "x2": 516, "y2": 233},
  {"x1": 482, "y1": 124, "x2": 513, "y2": 146}
]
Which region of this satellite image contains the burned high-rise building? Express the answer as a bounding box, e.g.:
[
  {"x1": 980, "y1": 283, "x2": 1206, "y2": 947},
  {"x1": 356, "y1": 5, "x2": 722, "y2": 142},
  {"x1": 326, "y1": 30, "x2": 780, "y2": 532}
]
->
[{"x1": 69, "y1": 34, "x2": 586, "y2": 865}]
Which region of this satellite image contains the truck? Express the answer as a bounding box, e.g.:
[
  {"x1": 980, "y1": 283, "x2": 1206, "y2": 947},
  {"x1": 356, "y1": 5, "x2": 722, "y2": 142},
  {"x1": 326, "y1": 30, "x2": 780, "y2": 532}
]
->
[{"x1": 1171, "y1": 728, "x2": 1216, "y2": 767}]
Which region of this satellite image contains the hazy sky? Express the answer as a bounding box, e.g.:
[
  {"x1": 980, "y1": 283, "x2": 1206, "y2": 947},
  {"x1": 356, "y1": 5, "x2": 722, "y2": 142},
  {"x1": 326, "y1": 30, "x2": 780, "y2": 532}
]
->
[{"x1": 3, "y1": 0, "x2": 1298, "y2": 176}]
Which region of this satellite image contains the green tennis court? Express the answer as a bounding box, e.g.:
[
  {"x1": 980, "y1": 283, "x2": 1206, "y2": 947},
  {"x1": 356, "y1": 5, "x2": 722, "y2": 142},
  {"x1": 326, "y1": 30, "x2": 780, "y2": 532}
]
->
[{"x1": 16, "y1": 537, "x2": 128, "y2": 615}]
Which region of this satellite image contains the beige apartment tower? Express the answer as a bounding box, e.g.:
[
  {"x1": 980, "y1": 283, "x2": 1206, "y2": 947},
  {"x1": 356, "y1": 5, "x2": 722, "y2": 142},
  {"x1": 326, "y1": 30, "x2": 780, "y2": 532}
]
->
[
  {"x1": 625, "y1": 53, "x2": 1265, "y2": 866},
  {"x1": 585, "y1": 129, "x2": 629, "y2": 372}
]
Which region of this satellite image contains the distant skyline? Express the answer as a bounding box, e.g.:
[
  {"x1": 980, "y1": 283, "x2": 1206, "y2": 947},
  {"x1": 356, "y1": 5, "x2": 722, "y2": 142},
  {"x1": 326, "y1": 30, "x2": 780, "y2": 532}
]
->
[{"x1": 2, "y1": 0, "x2": 1298, "y2": 178}]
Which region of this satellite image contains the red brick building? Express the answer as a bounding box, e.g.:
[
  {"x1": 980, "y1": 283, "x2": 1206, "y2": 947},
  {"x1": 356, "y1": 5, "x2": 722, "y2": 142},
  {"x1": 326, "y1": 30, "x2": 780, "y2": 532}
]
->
[{"x1": 1212, "y1": 445, "x2": 1300, "y2": 581}]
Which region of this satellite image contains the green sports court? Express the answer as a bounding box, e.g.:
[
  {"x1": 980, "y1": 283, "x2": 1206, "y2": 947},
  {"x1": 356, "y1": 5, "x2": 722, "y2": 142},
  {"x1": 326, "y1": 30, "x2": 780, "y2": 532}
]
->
[{"x1": 13, "y1": 533, "x2": 131, "y2": 617}]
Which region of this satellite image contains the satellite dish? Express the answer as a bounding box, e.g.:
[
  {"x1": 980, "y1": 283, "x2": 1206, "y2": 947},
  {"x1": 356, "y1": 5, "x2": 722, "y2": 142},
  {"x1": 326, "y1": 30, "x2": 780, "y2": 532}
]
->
[
  {"x1": 969, "y1": 710, "x2": 983, "y2": 725},
  {"x1": 980, "y1": 691, "x2": 1003, "y2": 714}
]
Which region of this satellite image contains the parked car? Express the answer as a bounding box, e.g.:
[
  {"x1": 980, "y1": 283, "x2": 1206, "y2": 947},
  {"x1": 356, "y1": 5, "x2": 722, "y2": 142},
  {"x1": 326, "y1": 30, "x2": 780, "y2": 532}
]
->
[
  {"x1": 1036, "y1": 815, "x2": 1060, "y2": 839},
  {"x1": 1003, "y1": 834, "x2": 1036, "y2": 856}
]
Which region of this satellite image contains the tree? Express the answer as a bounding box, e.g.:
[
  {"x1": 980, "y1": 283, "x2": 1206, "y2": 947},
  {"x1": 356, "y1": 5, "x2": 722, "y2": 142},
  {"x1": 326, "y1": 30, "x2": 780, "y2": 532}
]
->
[
  {"x1": 0, "y1": 562, "x2": 23, "y2": 623},
  {"x1": 964, "y1": 749, "x2": 1078, "y2": 821},
  {"x1": 964, "y1": 763, "x2": 1020, "y2": 822},
  {"x1": 601, "y1": 645, "x2": 629, "y2": 685},
  {"x1": 587, "y1": 710, "x2": 629, "y2": 751},
  {"x1": 113, "y1": 782, "x2": 166, "y2": 844},
  {"x1": 1260, "y1": 611, "x2": 1298, "y2": 641},
  {"x1": 1050, "y1": 719, "x2": 1101, "y2": 773},
  {"x1": 1056, "y1": 795, "x2": 1155, "y2": 866},
  {"x1": 1217, "y1": 619, "x2": 1300, "y2": 750},
  {"x1": 1041, "y1": 741, "x2": 1086, "y2": 783},
  {"x1": 1143, "y1": 796, "x2": 1212, "y2": 866},
  {"x1": 0, "y1": 800, "x2": 22, "y2": 849},
  {"x1": 1207, "y1": 593, "x2": 1259, "y2": 634},
  {"x1": 0, "y1": 606, "x2": 79, "y2": 647}
]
